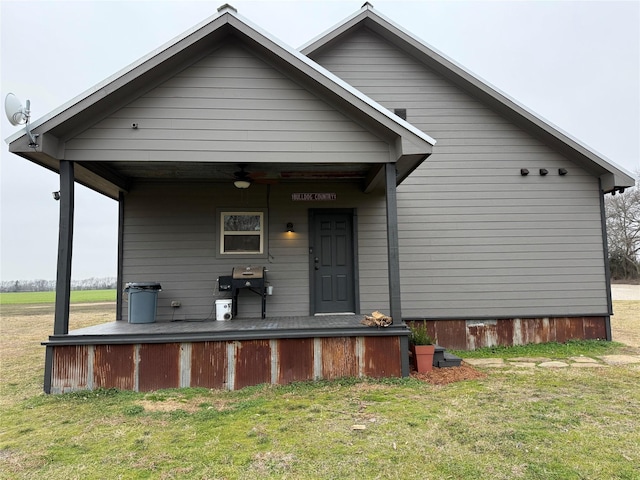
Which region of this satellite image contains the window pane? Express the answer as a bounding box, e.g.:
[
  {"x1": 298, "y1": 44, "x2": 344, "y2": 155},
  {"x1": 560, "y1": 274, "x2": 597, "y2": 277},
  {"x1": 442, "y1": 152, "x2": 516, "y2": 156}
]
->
[
  {"x1": 224, "y1": 235, "x2": 261, "y2": 252},
  {"x1": 224, "y1": 214, "x2": 261, "y2": 232}
]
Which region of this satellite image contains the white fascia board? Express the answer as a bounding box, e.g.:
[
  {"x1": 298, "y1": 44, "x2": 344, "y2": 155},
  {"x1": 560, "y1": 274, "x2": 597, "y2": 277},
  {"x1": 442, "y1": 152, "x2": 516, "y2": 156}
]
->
[{"x1": 298, "y1": 3, "x2": 373, "y2": 52}]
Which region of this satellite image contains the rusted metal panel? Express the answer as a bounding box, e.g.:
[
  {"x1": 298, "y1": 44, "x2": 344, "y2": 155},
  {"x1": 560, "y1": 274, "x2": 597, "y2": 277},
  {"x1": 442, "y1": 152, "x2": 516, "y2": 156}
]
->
[
  {"x1": 362, "y1": 336, "x2": 401, "y2": 378},
  {"x1": 191, "y1": 341, "x2": 228, "y2": 390},
  {"x1": 466, "y1": 320, "x2": 500, "y2": 350},
  {"x1": 429, "y1": 320, "x2": 467, "y2": 350},
  {"x1": 51, "y1": 345, "x2": 89, "y2": 393},
  {"x1": 93, "y1": 344, "x2": 135, "y2": 391},
  {"x1": 417, "y1": 316, "x2": 608, "y2": 351},
  {"x1": 583, "y1": 316, "x2": 607, "y2": 339},
  {"x1": 138, "y1": 343, "x2": 181, "y2": 391},
  {"x1": 554, "y1": 317, "x2": 584, "y2": 343},
  {"x1": 277, "y1": 338, "x2": 314, "y2": 385},
  {"x1": 321, "y1": 337, "x2": 357, "y2": 380},
  {"x1": 496, "y1": 319, "x2": 515, "y2": 346},
  {"x1": 234, "y1": 340, "x2": 271, "y2": 390},
  {"x1": 516, "y1": 318, "x2": 552, "y2": 346}
]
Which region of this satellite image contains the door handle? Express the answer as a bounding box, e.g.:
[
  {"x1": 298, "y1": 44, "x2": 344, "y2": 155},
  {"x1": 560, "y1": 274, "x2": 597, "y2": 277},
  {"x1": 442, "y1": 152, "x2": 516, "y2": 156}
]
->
[{"x1": 314, "y1": 257, "x2": 319, "y2": 270}]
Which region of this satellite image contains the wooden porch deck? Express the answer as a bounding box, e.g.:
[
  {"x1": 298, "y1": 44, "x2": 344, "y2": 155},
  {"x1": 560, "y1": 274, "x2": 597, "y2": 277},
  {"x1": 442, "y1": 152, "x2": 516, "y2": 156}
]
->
[
  {"x1": 46, "y1": 315, "x2": 409, "y2": 345},
  {"x1": 43, "y1": 315, "x2": 411, "y2": 393}
]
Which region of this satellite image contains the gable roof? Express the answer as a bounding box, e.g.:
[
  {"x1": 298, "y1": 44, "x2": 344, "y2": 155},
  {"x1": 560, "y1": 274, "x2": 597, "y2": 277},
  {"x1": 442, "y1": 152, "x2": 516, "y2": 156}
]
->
[
  {"x1": 301, "y1": 3, "x2": 635, "y2": 193},
  {"x1": 5, "y1": 5, "x2": 434, "y2": 198}
]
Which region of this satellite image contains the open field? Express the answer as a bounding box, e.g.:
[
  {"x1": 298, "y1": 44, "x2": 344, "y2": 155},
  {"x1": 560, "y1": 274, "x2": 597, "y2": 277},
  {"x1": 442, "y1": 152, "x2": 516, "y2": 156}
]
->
[
  {"x1": 0, "y1": 289, "x2": 116, "y2": 305},
  {"x1": 1, "y1": 298, "x2": 639, "y2": 479}
]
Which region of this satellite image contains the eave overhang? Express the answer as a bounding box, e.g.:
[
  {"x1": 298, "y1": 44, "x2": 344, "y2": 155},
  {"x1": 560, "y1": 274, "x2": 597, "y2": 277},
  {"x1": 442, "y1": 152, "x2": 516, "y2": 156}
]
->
[
  {"x1": 301, "y1": 4, "x2": 635, "y2": 194},
  {"x1": 5, "y1": 6, "x2": 435, "y2": 198}
]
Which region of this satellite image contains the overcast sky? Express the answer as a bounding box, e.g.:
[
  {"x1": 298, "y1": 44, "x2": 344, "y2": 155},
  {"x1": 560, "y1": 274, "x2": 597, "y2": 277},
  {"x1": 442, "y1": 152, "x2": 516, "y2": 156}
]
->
[{"x1": 1, "y1": 0, "x2": 639, "y2": 281}]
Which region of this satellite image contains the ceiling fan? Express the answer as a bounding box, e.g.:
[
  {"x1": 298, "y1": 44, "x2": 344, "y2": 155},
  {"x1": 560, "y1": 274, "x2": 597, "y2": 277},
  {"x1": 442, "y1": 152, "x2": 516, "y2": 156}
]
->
[
  {"x1": 233, "y1": 165, "x2": 252, "y2": 189},
  {"x1": 232, "y1": 164, "x2": 273, "y2": 188}
]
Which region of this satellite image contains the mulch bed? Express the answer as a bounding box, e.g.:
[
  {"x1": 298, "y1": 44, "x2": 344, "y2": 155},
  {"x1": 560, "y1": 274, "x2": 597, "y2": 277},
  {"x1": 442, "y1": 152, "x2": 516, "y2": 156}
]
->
[{"x1": 410, "y1": 361, "x2": 487, "y2": 385}]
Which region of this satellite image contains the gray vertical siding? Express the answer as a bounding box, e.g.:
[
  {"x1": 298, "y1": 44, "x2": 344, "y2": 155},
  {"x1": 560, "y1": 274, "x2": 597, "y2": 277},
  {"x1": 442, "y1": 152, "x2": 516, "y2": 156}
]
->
[
  {"x1": 122, "y1": 182, "x2": 389, "y2": 322},
  {"x1": 311, "y1": 28, "x2": 609, "y2": 318}
]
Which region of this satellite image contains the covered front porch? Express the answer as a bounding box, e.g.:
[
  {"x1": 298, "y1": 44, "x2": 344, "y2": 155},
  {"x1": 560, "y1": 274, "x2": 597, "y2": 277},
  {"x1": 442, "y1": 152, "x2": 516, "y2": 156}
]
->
[
  {"x1": 44, "y1": 315, "x2": 409, "y2": 393},
  {"x1": 7, "y1": 7, "x2": 435, "y2": 393}
]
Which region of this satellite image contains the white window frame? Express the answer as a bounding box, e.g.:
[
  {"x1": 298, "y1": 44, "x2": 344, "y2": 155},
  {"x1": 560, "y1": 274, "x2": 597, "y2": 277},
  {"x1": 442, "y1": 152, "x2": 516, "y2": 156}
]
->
[{"x1": 218, "y1": 210, "x2": 265, "y2": 256}]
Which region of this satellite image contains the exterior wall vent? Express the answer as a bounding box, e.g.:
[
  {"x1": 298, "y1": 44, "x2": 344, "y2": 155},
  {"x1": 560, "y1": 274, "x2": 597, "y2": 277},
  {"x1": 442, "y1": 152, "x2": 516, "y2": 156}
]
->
[{"x1": 394, "y1": 108, "x2": 407, "y2": 120}]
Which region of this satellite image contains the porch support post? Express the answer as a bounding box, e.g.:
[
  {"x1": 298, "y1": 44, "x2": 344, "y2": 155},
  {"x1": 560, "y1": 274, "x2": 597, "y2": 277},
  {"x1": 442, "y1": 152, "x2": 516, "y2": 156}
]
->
[
  {"x1": 53, "y1": 160, "x2": 74, "y2": 335},
  {"x1": 385, "y1": 163, "x2": 409, "y2": 376},
  {"x1": 116, "y1": 191, "x2": 125, "y2": 321}
]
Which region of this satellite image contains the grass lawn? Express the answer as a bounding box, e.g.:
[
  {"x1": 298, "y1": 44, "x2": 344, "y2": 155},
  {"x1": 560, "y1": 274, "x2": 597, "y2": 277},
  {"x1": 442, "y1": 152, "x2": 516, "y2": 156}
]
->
[
  {"x1": 0, "y1": 289, "x2": 116, "y2": 305},
  {"x1": 1, "y1": 301, "x2": 639, "y2": 479}
]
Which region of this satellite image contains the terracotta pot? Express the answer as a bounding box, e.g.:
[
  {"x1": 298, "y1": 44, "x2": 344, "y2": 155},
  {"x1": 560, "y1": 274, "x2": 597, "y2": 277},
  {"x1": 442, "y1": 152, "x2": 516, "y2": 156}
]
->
[{"x1": 411, "y1": 344, "x2": 435, "y2": 372}]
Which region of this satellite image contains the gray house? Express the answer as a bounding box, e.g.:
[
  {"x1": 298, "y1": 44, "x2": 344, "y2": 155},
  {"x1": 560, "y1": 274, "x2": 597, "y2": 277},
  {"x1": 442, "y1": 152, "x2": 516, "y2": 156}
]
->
[{"x1": 6, "y1": 4, "x2": 634, "y2": 393}]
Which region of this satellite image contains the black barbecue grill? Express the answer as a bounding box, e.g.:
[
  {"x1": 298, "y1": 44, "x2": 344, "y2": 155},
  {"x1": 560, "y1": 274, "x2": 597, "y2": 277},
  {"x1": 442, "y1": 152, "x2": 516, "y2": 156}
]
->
[{"x1": 231, "y1": 266, "x2": 267, "y2": 318}]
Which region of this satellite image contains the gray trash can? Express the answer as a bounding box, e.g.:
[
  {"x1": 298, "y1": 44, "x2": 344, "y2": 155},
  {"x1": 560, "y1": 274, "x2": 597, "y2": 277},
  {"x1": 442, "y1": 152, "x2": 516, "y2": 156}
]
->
[{"x1": 124, "y1": 282, "x2": 162, "y2": 324}]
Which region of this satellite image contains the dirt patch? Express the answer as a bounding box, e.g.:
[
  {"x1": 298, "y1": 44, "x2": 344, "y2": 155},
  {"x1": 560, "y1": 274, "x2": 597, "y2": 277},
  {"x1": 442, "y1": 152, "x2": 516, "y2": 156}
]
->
[
  {"x1": 137, "y1": 399, "x2": 201, "y2": 413},
  {"x1": 410, "y1": 362, "x2": 487, "y2": 385}
]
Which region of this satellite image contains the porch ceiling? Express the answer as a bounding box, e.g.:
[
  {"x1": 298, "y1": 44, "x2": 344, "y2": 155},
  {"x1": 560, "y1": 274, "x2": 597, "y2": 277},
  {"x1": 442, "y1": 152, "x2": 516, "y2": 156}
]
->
[{"x1": 83, "y1": 161, "x2": 376, "y2": 185}]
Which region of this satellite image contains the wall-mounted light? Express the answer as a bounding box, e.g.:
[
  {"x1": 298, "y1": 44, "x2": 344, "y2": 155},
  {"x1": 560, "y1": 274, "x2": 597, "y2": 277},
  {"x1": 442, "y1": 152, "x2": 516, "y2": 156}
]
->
[
  {"x1": 520, "y1": 168, "x2": 529, "y2": 176},
  {"x1": 559, "y1": 168, "x2": 568, "y2": 176},
  {"x1": 286, "y1": 222, "x2": 294, "y2": 233},
  {"x1": 539, "y1": 168, "x2": 548, "y2": 176},
  {"x1": 52, "y1": 191, "x2": 60, "y2": 201}
]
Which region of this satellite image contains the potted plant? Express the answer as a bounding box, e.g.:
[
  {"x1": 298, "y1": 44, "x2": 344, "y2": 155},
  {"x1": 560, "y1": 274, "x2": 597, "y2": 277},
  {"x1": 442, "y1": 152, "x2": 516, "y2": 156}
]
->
[{"x1": 409, "y1": 321, "x2": 435, "y2": 372}]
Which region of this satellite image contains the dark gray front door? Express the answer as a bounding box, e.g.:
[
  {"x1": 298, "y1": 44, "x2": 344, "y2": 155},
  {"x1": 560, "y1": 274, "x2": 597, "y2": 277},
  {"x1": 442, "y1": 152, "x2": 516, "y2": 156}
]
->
[{"x1": 310, "y1": 210, "x2": 356, "y2": 314}]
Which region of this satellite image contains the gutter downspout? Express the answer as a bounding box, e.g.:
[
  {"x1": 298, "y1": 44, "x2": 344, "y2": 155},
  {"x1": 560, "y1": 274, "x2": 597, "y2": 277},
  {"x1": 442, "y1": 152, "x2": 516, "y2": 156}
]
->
[{"x1": 599, "y1": 178, "x2": 613, "y2": 341}]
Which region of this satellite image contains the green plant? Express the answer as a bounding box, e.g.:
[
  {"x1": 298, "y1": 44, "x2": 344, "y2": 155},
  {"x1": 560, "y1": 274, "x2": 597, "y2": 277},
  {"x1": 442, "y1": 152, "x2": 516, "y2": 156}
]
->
[{"x1": 408, "y1": 321, "x2": 433, "y2": 345}]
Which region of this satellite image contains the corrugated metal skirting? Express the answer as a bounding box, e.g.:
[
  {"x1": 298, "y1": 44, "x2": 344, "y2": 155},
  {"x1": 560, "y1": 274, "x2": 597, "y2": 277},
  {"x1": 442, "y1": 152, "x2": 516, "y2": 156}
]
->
[
  {"x1": 408, "y1": 316, "x2": 608, "y2": 350},
  {"x1": 48, "y1": 336, "x2": 401, "y2": 394}
]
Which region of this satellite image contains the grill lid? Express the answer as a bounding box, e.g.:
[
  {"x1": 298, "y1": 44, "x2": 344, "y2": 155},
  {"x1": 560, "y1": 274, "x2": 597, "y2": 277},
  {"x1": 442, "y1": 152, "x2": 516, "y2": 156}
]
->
[{"x1": 232, "y1": 266, "x2": 264, "y2": 279}]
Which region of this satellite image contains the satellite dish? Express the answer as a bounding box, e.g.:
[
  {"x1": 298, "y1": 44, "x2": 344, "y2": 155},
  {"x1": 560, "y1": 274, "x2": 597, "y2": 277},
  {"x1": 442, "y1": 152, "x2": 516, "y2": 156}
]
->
[
  {"x1": 4, "y1": 93, "x2": 39, "y2": 147},
  {"x1": 5, "y1": 93, "x2": 30, "y2": 126}
]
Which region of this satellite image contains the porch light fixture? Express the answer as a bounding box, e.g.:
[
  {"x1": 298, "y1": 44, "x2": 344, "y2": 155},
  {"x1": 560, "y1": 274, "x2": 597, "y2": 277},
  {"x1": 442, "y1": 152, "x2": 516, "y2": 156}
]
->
[
  {"x1": 234, "y1": 179, "x2": 251, "y2": 189},
  {"x1": 286, "y1": 222, "x2": 294, "y2": 232},
  {"x1": 52, "y1": 191, "x2": 60, "y2": 201}
]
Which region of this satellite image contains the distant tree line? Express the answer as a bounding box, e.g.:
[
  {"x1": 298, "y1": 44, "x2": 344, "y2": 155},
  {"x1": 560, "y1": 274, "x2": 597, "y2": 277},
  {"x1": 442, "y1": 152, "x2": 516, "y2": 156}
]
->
[
  {"x1": 0, "y1": 277, "x2": 117, "y2": 293},
  {"x1": 606, "y1": 174, "x2": 639, "y2": 281}
]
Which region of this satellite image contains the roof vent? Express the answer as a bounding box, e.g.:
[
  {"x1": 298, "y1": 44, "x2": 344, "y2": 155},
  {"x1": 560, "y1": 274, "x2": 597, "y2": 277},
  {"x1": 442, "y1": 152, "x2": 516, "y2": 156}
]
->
[{"x1": 218, "y1": 4, "x2": 237, "y2": 13}]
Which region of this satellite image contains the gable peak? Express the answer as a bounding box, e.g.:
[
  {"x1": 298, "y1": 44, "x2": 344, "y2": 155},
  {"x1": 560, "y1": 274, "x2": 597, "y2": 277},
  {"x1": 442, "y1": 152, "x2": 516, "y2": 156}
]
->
[
  {"x1": 217, "y1": 3, "x2": 237, "y2": 14},
  {"x1": 361, "y1": 2, "x2": 375, "y2": 9}
]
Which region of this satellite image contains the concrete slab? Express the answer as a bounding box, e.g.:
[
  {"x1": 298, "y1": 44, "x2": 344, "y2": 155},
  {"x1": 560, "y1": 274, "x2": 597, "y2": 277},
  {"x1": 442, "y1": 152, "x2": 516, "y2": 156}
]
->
[
  {"x1": 569, "y1": 356, "x2": 600, "y2": 363},
  {"x1": 510, "y1": 357, "x2": 552, "y2": 363},
  {"x1": 598, "y1": 355, "x2": 640, "y2": 365},
  {"x1": 508, "y1": 362, "x2": 537, "y2": 368},
  {"x1": 538, "y1": 361, "x2": 569, "y2": 368},
  {"x1": 463, "y1": 358, "x2": 504, "y2": 366}
]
